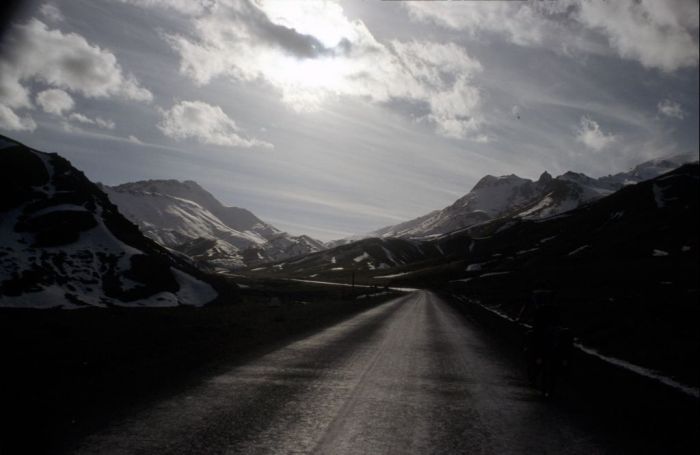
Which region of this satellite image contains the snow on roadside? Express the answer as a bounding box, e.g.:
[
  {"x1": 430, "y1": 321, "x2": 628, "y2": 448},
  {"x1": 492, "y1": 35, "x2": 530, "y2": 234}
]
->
[
  {"x1": 574, "y1": 343, "x2": 699, "y2": 399},
  {"x1": 480, "y1": 272, "x2": 511, "y2": 278},
  {"x1": 461, "y1": 297, "x2": 700, "y2": 399},
  {"x1": 374, "y1": 271, "x2": 411, "y2": 279}
]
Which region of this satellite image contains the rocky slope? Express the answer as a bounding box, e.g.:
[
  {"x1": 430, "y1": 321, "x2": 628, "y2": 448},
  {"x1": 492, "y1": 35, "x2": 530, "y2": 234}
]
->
[{"x1": 0, "y1": 135, "x2": 219, "y2": 309}]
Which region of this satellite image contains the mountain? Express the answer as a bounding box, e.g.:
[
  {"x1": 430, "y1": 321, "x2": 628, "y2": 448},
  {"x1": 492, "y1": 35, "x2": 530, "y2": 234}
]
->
[
  {"x1": 103, "y1": 180, "x2": 325, "y2": 270},
  {"x1": 0, "y1": 135, "x2": 220, "y2": 309},
  {"x1": 252, "y1": 158, "x2": 698, "y2": 285},
  {"x1": 370, "y1": 154, "x2": 695, "y2": 240},
  {"x1": 248, "y1": 237, "x2": 441, "y2": 281}
]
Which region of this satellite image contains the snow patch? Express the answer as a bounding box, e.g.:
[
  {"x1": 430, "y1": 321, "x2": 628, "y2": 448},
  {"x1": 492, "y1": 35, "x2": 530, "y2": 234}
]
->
[
  {"x1": 518, "y1": 195, "x2": 553, "y2": 217},
  {"x1": 172, "y1": 268, "x2": 217, "y2": 306},
  {"x1": 353, "y1": 252, "x2": 370, "y2": 263},
  {"x1": 567, "y1": 245, "x2": 589, "y2": 256}
]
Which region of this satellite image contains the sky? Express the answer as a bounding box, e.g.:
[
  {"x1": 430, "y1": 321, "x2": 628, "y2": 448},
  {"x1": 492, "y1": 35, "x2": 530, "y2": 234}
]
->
[{"x1": 0, "y1": 0, "x2": 698, "y2": 241}]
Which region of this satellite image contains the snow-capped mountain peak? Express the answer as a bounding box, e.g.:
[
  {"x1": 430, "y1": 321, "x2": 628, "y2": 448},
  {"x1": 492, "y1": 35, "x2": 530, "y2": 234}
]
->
[
  {"x1": 104, "y1": 179, "x2": 324, "y2": 270},
  {"x1": 367, "y1": 154, "x2": 695, "y2": 240}
]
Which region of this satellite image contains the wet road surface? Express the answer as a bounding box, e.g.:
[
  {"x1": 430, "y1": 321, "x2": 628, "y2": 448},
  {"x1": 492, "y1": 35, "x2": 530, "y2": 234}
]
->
[{"x1": 74, "y1": 291, "x2": 617, "y2": 454}]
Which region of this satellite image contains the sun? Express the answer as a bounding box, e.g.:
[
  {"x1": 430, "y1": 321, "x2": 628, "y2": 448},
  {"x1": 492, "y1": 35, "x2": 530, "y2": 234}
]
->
[{"x1": 255, "y1": 0, "x2": 357, "y2": 49}]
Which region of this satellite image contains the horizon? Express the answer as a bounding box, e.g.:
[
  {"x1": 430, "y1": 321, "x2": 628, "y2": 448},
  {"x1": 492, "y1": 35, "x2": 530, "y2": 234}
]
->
[{"x1": 0, "y1": 0, "x2": 698, "y2": 241}]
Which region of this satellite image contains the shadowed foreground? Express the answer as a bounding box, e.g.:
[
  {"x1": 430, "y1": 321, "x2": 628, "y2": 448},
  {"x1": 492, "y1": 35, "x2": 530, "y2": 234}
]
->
[{"x1": 73, "y1": 291, "x2": 663, "y2": 454}]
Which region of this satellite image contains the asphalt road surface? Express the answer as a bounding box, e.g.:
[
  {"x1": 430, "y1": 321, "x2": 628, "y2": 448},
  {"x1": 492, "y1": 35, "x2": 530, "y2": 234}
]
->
[{"x1": 73, "y1": 291, "x2": 625, "y2": 454}]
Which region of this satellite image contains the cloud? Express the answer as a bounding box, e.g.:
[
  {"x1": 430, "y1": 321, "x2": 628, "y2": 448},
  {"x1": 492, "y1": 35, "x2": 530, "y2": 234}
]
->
[
  {"x1": 158, "y1": 100, "x2": 272, "y2": 148},
  {"x1": 140, "y1": 0, "x2": 485, "y2": 139},
  {"x1": 406, "y1": 0, "x2": 699, "y2": 72},
  {"x1": 0, "y1": 104, "x2": 36, "y2": 131},
  {"x1": 575, "y1": 116, "x2": 616, "y2": 151},
  {"x1": 39, "y1": 3, "x2": 64, "y2": 22},
  {"x1": 577, "y1": 0, "x2": 699, "y2": 72},
  {"x1": 0, "y1": 63, "x2": 32, "y2": 109},
  {"x1": 657, "y1": 99, "x2": 685, "y2": 119},
  {"x1": 36, "y1": 88, "x2": 74, "y2": 115},
  {"x1": 34, "y1": 88, "x2": 114, "y2": 130},
  {"x1": 68, "y1": 112, "x2": 115, "y2": 129},
  {"x1": 405, "y1": 1, "x2": 562, "y2": 47},
  {"x1": 118, "y1": 0, "x2": 214, "y2": 16},
  {"x1": 0, "y1": 19, "x2": 152, "y2": 107},
  {"x1": 127, "y1": 134, "x2": 143, "y2": 144}
]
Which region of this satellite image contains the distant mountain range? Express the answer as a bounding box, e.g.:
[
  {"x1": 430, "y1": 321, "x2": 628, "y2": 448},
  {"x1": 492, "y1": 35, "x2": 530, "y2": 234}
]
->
[
  {"x1": 252, "y1": 155, "x2": 698, "y2": 280},
  {"x1": 370, "y1": 154, "x2": 696, "y2": 240},
  {"x1": 103, "y1": 180, "x2": 325, "y2": 271},
  {"x1": 0, "y1": 135, "x2": 220, "y2": 309},
  {"x1": 2, "y1": 129, "x2": 696, "y2": 312}
]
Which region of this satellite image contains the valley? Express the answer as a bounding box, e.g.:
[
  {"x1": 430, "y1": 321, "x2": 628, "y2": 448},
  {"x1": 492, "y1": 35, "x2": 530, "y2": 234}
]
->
[{"x1": 1, "y1": 134, "x2": 698, "y2": 454}]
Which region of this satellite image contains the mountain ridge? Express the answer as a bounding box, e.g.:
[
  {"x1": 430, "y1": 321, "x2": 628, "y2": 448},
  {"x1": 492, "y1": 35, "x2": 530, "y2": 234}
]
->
[
  {"x1": 104, "y1": 179, "x2": 325, "y2": 270},
  {"x1": 368, "y1": 153, "x2": 697, "y2": 240}
]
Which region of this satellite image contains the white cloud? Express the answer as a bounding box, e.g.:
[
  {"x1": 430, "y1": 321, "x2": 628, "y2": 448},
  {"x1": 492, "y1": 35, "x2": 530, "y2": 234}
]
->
[
  {"x1": 0, "y1": 63, "x2": 32, "y2": 109},
  {"x1": 39, "y1": 3, "x2": 64, "y2": 22},
  {"x1": 145, "y1": 0, "x2": 485, "y2": 139},
  {"x1": 36, "y1": 88, "x2": 74, "y2": 115},
  {"x1": 0, "y1": 19, "x2": 152, "y2": 107},
  {"x1": 0, "y1": 104, "x2": 36, "y2": 131},
  {"x1": 127, "y1": 134, "x2": 143, "y2": 144},
  {"x1": 406, "y1": 0, "x2": 699, "y2": 73},
  {"x1": 657, "y1": 99, "x2": 685, "y2": 119},
  {"x1": 158, "y1": 100, "x2": 272, "y2": 148},
  {"x1": 405, "y1": 2, "x2": 559, "y2": 47},
  {"x1": 577, "y1": 0, "x2": 698, "y2": 72},
  {"x1": 68, "y1": 112, "x2": 115, "y2": 129},
  {"x1": 575, "y1": 116, "x2": 616, "y2": 151}
]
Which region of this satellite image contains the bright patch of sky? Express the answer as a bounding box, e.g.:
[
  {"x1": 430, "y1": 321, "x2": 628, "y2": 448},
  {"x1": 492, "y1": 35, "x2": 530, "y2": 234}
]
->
[{"x1": 0, "y1": 0, "x2": 698, "y2": 241}]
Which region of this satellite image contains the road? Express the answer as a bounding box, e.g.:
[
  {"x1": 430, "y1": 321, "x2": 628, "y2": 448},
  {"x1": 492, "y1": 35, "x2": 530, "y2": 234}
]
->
[{"x1": 73, "y1": 291, "x2": 619, "y2": 454}]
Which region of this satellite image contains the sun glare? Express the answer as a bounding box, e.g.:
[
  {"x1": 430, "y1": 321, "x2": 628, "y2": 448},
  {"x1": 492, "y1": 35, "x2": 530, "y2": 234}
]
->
[{"x1": 256, "y1": 0, "x2": 356, "y2": 49}]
